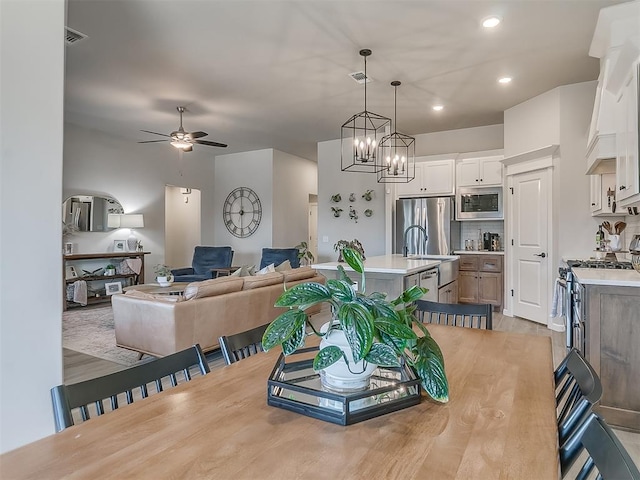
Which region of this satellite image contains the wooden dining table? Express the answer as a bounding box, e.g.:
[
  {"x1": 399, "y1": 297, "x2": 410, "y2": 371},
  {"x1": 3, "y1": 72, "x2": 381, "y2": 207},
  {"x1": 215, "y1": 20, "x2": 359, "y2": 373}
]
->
[{"x1": 1, "y1": 324, "x2": 559, "y2": 479}]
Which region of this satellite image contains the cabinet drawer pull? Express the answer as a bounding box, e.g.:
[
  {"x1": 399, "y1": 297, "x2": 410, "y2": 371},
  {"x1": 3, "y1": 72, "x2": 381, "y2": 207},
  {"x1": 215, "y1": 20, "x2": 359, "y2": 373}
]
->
[{"x1": 620, "y1": 185, "x2": 627, "y2": 190}]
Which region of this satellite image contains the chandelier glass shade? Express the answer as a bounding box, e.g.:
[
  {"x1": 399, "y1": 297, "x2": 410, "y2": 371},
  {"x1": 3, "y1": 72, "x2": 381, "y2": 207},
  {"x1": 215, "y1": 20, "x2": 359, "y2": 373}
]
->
[
  {"x1": 377, "y1": 81, "x2": 415, "y2": 183},
  {"x1": 341, "y1": 49, "x2": 391, "y2": 174}
]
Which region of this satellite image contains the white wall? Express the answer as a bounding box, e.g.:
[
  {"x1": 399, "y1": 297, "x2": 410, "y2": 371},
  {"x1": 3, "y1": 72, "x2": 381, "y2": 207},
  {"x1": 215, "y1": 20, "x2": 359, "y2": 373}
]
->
[
  {"x1": 165, "y1": 186, "x2": 201, "y2": 270},
  {"x1": 0, "y1": 0, "x2": 65, "y2": 452},
  {"x1": 63, "y1": 124, "x2": 216, "y2": 281},
  {"x1": 272, "y1": 150, "x2": 317, "y2": 248},
  {"x1": 213, "y1": 149, "x2": 273, "y2": 267},
  {"x1": 414, "y1": 124, "x2": 504, "y2": 156},
  {"x1": 504, "y1": 88, "x2": 560, "y2": 158},
  {"x1": 557, "y1": 81, "x2": 625, "y2": 261}
]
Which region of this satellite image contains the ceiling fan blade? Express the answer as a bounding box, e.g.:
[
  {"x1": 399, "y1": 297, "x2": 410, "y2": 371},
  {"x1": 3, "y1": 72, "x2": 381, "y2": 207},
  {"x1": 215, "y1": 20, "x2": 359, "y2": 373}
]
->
[
  {"x1": 195, "y1": 139, "x2": 228, "y2": 148},
  {"x1": 189, "y1": 131, "x2": 208, "y2": 139},
  {"x1": 138, "y1": 139, "x2": 169, "y2": 143},
  {"x1": 140, "y1": 129, "x2": 171, "y2": 138}
]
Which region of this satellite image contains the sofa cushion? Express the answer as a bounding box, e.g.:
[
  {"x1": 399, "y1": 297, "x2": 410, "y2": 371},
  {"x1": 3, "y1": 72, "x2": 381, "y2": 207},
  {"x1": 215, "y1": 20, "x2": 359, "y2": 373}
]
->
[
  {"x1": 242, "y1": 271, "x2": 284, "y2": 290},
  {"x1": 184, "y1": 276, "x2": 244, "y2": 300},
  {"x1": 124, "y1": 290, "x2": 184, "y2": 303},
  {"x1": 282, "y1": 266, "x2": 317, "y2": 282},
  {"x1": 275, "y1": 260, "x2": 292, "y2": 272},
  {"x1": 256, "y1": 263, "x2": 276, "y2": 275}
]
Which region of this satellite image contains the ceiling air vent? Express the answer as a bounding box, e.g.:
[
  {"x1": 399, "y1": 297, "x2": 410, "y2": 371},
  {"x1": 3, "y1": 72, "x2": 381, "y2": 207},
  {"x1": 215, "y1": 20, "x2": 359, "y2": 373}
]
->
[
  {"x1": 65, "y1": 27, "x2": 88, "y2": 46},
  {"x1": 349, "y1": 71, "x2": 371, "y2": 84}
]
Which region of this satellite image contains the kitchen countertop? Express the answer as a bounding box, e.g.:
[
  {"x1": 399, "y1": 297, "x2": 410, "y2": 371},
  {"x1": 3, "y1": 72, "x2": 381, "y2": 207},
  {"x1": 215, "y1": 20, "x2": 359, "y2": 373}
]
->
[
  {"x1": 313, "y1": 254, "x2": 458, "y2": 275},
  {"x1": 572, "y1": 268, "x2": 640, "y2": 287},
  {"x1": 453, "y1": 250, "x2": 505, "y2": 255}
]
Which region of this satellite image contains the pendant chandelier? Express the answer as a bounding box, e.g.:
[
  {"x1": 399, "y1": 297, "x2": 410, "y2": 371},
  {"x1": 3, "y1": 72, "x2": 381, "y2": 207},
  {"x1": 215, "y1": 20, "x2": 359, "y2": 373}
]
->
[
  {"x1": 341, "y1": 49, "x2": 391, "y2": 174},
  {"x1": 377, "y1": 81, "x2": 415, "y2": 183}
]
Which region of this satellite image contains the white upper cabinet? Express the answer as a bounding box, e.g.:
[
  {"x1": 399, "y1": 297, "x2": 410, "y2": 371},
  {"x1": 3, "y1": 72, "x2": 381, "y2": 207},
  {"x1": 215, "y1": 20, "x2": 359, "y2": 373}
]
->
[
  {"x1": 590, "y1": 172, "x2": 620, "y2": 216},
  {"x1": 615, "y1": 62, "x2": 639, "y2": 206},
  {"x1": 396, "y1": 158, "x2": 455, "y2": 197},
  {"x1": 456, "y1": 155, "x2": 504, "y2": 187}
]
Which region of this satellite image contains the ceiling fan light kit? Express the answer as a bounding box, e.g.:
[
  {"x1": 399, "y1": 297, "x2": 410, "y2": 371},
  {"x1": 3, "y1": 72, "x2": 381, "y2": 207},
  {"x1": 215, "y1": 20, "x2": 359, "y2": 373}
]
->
[
  {"x1": 377, "y1": 81, "x2": 415, "y2": 184},
  {"x1": 341, "y1": 49, "x2": 391, "y2": 174},
  {"x1": 138, "y1": 106, "x2": 227, "y2": 152}
]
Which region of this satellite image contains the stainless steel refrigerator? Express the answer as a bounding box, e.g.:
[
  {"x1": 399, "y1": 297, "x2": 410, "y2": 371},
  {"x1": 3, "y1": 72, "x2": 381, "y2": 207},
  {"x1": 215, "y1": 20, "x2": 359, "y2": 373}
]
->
[{"x1": 394, "y1": 197, "x2": 460, "y2": 256}]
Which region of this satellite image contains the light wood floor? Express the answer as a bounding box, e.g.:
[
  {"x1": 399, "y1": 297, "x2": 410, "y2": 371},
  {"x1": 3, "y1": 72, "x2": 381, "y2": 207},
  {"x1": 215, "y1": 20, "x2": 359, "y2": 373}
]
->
[{"x1": 64, "y1": 311, "x2": 639, "y2": 467}]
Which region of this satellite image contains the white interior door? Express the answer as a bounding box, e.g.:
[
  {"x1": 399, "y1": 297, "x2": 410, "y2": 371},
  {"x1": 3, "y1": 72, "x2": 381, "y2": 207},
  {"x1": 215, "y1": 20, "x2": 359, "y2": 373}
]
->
[
  {"x1": 165, "y1": 185, "x2": 201, "y2": 270},
  {"x1": 510, "y1": 169, "x2": 550, "y2": 324}
]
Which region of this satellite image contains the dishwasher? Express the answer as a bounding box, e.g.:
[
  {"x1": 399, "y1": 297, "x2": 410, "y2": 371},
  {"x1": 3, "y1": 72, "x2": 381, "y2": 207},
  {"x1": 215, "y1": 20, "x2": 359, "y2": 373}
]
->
[{"x1": 404, "y1": 268, "x2": 439, "y2": 302}]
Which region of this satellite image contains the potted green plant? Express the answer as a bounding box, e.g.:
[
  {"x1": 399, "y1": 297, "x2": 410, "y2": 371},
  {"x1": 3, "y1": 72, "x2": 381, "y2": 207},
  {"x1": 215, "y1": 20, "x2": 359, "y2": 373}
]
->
[
  {"x1": 105, "y1": 264, "x2": 116, "y2": 276},
  {"x1": 154, "y1": 264, "x2": 173, "y2": 286},
  {"x1": 334, "y1": 239, "x2": 365, "y2": 261},
  {"x1": 262, "y1": 248, "x2": 449, "y2": 402},
  {"x1": 295, "y1": 241, "x2": 315, "y2": 266}
]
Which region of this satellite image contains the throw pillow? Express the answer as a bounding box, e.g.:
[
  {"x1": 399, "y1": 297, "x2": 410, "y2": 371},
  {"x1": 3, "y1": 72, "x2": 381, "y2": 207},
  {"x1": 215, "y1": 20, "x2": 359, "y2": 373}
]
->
[
  {"x1": 275, "y1": 260, "x2": 292, "y2": 272},
  {"x1": 242, "y1": 271, "x2": 284, "y2": 290},
  {"x1": 184, "y1": 276, "x2": 244, "y2": 300},
  {"x1": 230, "y1": 265, "x2": 256, "y2": 277},
  {"x1": 256, "y1": 263, "x2": 276, "y2": 275}
]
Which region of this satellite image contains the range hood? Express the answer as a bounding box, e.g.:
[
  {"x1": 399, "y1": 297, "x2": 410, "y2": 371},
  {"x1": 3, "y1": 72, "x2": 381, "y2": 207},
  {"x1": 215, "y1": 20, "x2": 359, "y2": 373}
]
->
[{"x1": 585, "y1": 59, "x2": 617, "y2": 175}]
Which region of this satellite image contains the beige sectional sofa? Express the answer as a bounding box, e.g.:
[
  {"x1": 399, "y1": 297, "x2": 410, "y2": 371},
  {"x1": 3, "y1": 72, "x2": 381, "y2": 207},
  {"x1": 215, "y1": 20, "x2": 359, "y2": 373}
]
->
[{"x1": 111, "y1": 267, "x2": 325, "y2": 357}]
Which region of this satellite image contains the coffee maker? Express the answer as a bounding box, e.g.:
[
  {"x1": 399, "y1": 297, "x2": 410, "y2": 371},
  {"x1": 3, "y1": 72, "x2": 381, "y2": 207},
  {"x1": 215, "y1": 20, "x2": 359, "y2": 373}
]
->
[
  {"x1": 483, "y1": 232, "x2": 501, "y2": 251},
  {"x1": 483, "y1": 232, "x2": 492, "y2": 251}
]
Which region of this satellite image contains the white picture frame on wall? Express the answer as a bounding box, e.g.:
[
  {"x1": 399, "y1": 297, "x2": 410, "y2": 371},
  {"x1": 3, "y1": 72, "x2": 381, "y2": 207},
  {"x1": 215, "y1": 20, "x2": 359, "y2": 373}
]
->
[
  {"x1": 113, "y1": 239, "x2": 126, "y2": 252},
  {"x1": 104, "y1": 282, "x2": 123, "y2": 295}
]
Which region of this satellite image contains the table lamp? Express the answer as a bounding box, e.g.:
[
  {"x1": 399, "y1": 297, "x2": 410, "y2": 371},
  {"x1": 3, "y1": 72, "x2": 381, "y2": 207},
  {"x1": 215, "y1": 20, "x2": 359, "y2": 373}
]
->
[{"x1": 120, "y1": 214, "x2": 144, "y2": 251}]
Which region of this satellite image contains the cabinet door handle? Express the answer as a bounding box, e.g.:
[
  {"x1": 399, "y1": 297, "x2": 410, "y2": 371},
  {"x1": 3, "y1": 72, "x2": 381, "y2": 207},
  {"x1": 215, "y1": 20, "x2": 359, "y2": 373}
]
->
[
  {"x1": 591, "y1": 203, "x2": 596, "y2": 206},
  {"x1": 620, "y1": 185, "x2": 627, "y2": 190},
  {"x1": 480, "y1": 179, "x2": 483, "y2": 182}
]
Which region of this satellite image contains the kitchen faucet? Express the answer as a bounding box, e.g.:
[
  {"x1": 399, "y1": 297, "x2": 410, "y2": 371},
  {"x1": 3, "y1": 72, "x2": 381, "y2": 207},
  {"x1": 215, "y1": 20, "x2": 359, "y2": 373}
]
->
[{"x1": 403, "y1": 224, "x2": 428, "y2": 257}]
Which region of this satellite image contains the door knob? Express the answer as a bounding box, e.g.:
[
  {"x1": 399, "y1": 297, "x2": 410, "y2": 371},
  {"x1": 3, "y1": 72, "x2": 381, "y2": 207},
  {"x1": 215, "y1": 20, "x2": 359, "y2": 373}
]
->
[{"x1": 534, "y1": 252, "x2": 546, "y2": 258}]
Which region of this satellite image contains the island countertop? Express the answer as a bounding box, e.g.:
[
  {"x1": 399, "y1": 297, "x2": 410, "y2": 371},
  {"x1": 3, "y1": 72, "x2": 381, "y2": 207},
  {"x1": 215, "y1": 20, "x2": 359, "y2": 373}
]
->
[
  {"x1": 313, "y1": 254, "x2": 458, "y2": 275},
  {"x1": 572, "y1": 267, "x2": 640, "y2": 287}
]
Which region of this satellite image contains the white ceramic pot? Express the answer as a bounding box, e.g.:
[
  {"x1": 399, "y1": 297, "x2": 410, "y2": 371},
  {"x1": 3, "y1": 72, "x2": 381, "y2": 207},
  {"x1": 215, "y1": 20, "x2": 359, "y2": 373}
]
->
[
  {"x1": 156, "y1": 275, "x2": 174, "y2": 287},
  {"x1": 318, "y1": 322, "x2": 377, "y2": 392},
  {"x1": 609, "y1": 235, "x2": 621, "y2": 252}
]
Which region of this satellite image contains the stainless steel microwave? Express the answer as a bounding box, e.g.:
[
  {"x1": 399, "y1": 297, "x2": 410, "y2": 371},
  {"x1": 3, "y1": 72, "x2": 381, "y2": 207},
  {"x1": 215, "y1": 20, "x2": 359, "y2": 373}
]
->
[{"x1": 456, "y1": 187, "x2": 503, "y2": 220}]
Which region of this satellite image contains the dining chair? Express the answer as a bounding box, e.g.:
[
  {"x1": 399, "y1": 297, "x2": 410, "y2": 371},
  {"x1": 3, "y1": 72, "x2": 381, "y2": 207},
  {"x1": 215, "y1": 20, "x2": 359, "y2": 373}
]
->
[
  {"x1": 414, "y1": 300, "x2": 493, "y2": 330},
  {"x1": 50, "y1": 344, "x2": 209, "y2": 432},
  {"x1": 560, "y1": 412, "x2": 640, "y2": 479},
  {"x1": 555, "y1": 348, "x2": 603, "y2": 448},
  {"x1": 219, "y1": 323, "x2": 270, "y2": 365}
]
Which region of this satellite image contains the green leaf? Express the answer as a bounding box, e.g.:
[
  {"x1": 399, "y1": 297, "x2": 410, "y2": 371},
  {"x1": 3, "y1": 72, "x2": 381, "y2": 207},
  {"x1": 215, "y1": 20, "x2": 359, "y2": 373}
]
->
[
  {"x1": 282, "y1": 322, "x2": 306, "y2": 355},
  {"x1": 336, "y1": 265, "x2": 354, "y2": 285},
  {"x1": 338, "y1": 302, "x2": 374, "y2": 362},
  {"x1": 262, "y1": 309, "x2": 306, "y2": 351},
  {"x1": 374, "y1": 317, "x2": 417, "y2": 340},
  {"x1": 275, "y1": 282, "x2": 331, "y2": 307},
  {"x1": 379, "y1": 330, "x2": 407, "y2": 353},
  {"x1": 365, "y1": 343, "x2": 401, "y2": 367},
  {"x1": 326, "y1": 279, "x2": 356, "y2": 302},
  {"x1": 414, "y1": 336, "x2": 449, "y2": 402},
  {"x1": 313, "y1": 346, "x2": 344, "y2": 370},
  {"x1": 400, "y1": 285, "x2": 427, "y2": 304},
  {"x1": 342, "y1": 248, "x2": 364, "y2": 274}
]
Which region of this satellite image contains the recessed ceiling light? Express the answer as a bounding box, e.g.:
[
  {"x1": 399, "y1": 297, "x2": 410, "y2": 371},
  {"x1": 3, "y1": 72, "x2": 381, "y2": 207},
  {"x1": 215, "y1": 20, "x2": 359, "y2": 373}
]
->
[
  {"x1": 482, "y1": 16, "x2": 501, "y2": 28},
  {"x1": 498, "y1": 77, "x2": 512, "y2": 84},
  {"x1": 432, "y1": 105, "x2": 444, "y2": 111}
]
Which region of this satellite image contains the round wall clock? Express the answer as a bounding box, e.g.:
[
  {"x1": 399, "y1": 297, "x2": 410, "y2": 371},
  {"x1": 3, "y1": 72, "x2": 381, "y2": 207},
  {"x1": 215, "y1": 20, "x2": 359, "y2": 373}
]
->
[{"x1": 223, "y1": 187, "x2": 262, "y2": 238}]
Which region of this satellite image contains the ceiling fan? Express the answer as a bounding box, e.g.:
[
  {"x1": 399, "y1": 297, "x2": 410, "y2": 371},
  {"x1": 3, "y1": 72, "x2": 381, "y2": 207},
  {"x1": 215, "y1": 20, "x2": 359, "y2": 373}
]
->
[{"x1": 138, "y1": 106, "x2": 227, "y2": 152}]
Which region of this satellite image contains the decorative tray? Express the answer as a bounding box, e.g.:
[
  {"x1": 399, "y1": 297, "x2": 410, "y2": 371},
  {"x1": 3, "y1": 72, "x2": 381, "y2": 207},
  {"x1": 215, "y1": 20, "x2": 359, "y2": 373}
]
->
[{"x1": 267, "y1": 347, "x2": 421, "y2": 426}]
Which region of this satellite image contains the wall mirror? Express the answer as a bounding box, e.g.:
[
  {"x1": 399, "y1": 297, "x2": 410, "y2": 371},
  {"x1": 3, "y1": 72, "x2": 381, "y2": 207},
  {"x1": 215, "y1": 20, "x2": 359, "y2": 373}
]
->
[{"x1": 62, "y1": 195, "x2": 124, "y2": 232}]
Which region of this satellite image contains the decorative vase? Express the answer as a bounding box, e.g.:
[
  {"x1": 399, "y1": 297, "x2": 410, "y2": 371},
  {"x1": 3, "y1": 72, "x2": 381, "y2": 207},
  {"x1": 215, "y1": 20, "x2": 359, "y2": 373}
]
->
[
  {"x1": 156, "y1": 275, "x2": 174, "y2": 287},
  {"x1": 319, "y1": 322, "x2": 377, "y2": 392}
]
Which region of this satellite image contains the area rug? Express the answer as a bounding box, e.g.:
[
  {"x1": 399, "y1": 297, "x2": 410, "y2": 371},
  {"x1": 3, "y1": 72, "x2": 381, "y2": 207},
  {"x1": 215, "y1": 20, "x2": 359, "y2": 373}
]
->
[{"x1": 62, "y1": 305, "x2": 225, "y2": 369}]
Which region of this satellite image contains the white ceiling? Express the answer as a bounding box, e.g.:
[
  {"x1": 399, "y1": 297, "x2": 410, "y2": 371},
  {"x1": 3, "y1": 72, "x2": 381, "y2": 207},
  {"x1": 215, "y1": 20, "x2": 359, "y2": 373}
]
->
[{"x1": 64, "y1": 0, "x2": 626, "y2": 161}]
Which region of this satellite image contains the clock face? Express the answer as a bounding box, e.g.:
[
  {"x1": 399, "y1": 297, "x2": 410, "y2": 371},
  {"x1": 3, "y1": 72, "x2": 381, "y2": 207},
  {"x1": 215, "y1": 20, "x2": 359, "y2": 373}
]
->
[{"x1": 223, "y1": 187, "x2": 262, "y2": 238}]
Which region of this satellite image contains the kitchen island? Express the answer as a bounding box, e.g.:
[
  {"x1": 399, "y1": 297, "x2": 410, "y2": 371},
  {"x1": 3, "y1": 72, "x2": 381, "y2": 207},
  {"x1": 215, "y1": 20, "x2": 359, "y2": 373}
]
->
[
  {"x1": 313, "y1": 254, "x2": 459, "y2": 301},
  {"x1": 572, "y1": 267, "x2": 640, "y2": 431}
]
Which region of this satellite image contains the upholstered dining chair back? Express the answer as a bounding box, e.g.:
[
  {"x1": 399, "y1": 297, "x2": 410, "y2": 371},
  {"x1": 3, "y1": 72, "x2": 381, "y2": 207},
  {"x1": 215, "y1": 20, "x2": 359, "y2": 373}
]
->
[
  {"x1": 219, "y1": 323, "x2": 270, "y2": 365},
  {"x1": 259, "y1": 248, "x2": 300, "y2": 270},
  {"x1": 50, "y1": 344, "x2": 209, "y2": 432},
  {"x1": 560, "y1": 412, "x2": 640, "y2": 479},
  {"x1": 555, "y1": 348, "x2": 603, "y2": 450},
  {"x1": 414, "y1": 300, "x2": 493, "y2": 330}
]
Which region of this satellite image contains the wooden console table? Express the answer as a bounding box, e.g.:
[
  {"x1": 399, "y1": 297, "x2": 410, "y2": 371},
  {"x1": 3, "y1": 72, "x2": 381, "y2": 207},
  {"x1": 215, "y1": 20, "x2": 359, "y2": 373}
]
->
[{"x1": 62, "y1": 252, "x2": 149, "y2": 310}]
